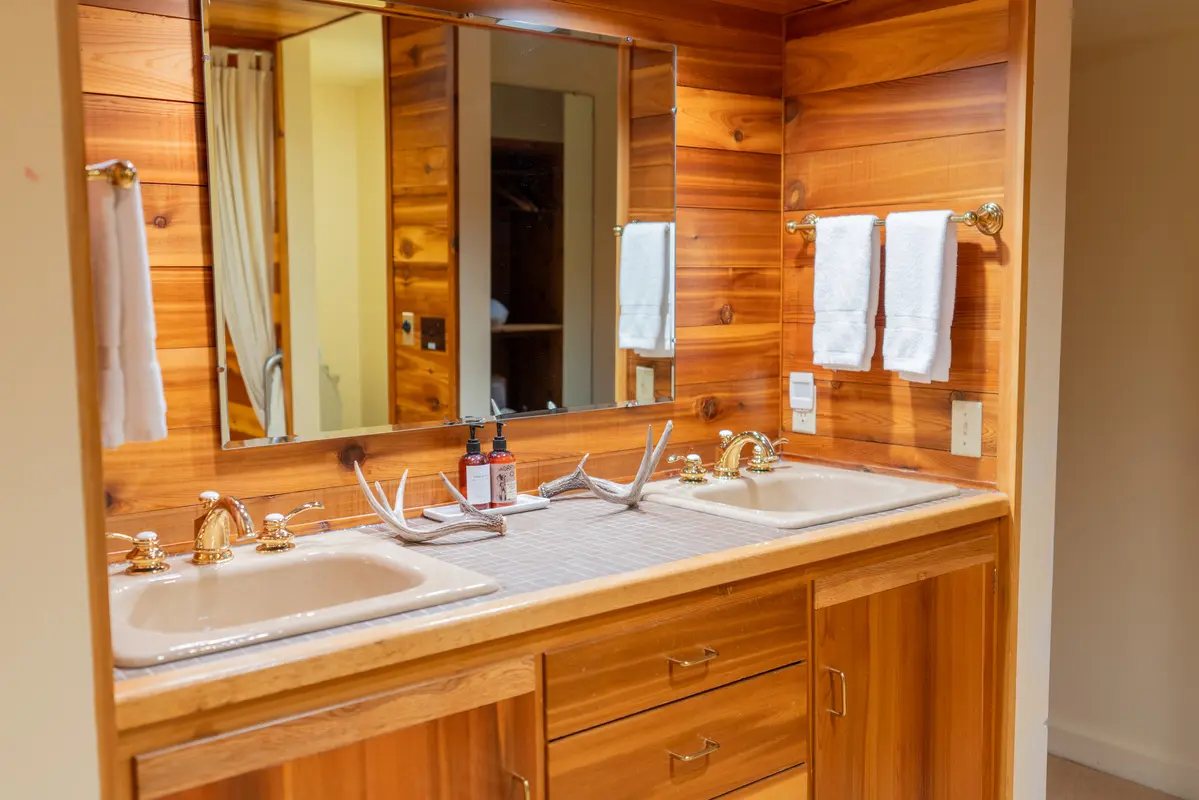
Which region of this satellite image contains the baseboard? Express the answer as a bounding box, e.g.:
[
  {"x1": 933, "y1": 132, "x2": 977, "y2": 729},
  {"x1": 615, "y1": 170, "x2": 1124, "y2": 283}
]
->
[{"x1": 1049, "y1": 723, "x2": 1199, "y2": 800}]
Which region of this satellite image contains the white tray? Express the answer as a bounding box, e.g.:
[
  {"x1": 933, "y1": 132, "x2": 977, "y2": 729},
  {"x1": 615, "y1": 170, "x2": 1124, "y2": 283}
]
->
[{"x1": 423, "y1": 493, "x2": 550, "y2": 522}]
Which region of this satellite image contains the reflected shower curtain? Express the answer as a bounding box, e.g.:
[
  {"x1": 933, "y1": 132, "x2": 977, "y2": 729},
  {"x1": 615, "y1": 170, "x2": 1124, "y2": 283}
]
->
[{"x1": 210, "y1": 47, "x2": 285, "y2": 438}]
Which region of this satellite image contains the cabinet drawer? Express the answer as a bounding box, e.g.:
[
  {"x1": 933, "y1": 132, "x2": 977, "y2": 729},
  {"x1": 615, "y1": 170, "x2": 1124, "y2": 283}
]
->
[
  {"x1": 545, "y1": 574, "x2": 808, "y2": 738},
  {"x1": 717, "y1": 766, "x2": 809, "y2": 799},
  {"x1": 548, "y1": 664, "x2": 808, "y2": 800}
]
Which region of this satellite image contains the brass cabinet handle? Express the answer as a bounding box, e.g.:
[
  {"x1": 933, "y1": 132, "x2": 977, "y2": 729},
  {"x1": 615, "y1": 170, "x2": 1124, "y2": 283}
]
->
[
  {"x1": 666, "y1": 647, "x2": 719, "y2": 668},
  {"x1": 827, "y1": 667, "x2": 848, "y2": 718},
  {"x1": 507, "y1": 772, "x2": 531, "y2": 800},
  {"x1": 668, "y1": 737, "x2": 721, "y2": 763}
]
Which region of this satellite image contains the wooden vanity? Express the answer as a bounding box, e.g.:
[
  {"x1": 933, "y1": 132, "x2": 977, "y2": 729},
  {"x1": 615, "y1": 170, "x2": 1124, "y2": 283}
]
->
[{"x1": 112, "y1": 494, "x2": 1006, "y2": 800}]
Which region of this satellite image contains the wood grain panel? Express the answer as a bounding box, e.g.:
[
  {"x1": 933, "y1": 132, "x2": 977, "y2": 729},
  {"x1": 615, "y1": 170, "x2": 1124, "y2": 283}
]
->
[
  {"x1": 83, "y1": 95, "x2": 205, "y2": 185},
  {"x1": 152, "y1": 268, "x2": 213, "y2": 349},
  {"x1": 548, "y1": 665, "x2": 808, "y2": 800},
  {"x1": 628, "y1": 165, "x2": 676, "y2": 222},
  {"x1": 631, "y1": 47, "x2": 674, "y2": 119},
  {"x1": 676, "y1": 87, "x2": 783, "y2": 154},
  {"x1": 676, "y1": 45, "x2": 783, "y2": 98},
  {"x1": 676, "y1": 324, "x2": 781, "y2": 386},
  {"x1": 676, "y1": 209, "x2": 781, "y2": 267},
  {"x1": 79, "y1": 6, "x2": 200, "y2": 102},
  {"x1": 785, "y1": 0, "x2": 1009, "y2": 95},
  {"x1": 809, "y1": 380, "x2": 997, "y2": 455},
  {"x1": 545, "y1": 573, "x2": 808, "y2": 738},
  {"x1": 782, "y1": 325, "x2": 1000, "y2": 394},
  {"x1": 629, "y1": 114, "x2": 675, "y2": 168},
  {"x1": 786, "y1": 64, "x2": 1007, "y2": 153},
  {"x1": 678, "y1": 148, "x2": 781, "y2": 211},
  {"x1": 159, "y1": 347, "x2": 218, "y2": 429},
  {"x1": 141, "y1": 183, "x2": 210, "y2": 267},
  {"x1": 206, "y1": 0, "x2": 355, "y2": 42},
  {"x1": 678, "y1": 267, "x2": 781, "y2": 327},
  {"x1": 138, "y1": 658, "x2": 533, "y2": 799},
  {"x1": 785, "y1": 0, "x2": 977, "y2": 39},
  {"x1": 784, "y1": 435, "x2": 997, "y2": 484},
  {"x1": 82, "y1": 0, "x2": 197, "y2": 19},
  {"x1": 717, "y1": 766, "x2": 810, "y2": 799},
  {"x1": 785, "y1": 130, "x2": 1005, "y2": 211}
]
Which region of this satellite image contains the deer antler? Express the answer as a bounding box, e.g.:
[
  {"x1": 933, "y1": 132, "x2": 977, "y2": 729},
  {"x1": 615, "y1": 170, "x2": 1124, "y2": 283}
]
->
[
  {"x1": 354, "y1": 463, "x2": 506, "y2": 543},
  {"x1": 538, "y1": 421, "x2": 673, "y2": 507}
]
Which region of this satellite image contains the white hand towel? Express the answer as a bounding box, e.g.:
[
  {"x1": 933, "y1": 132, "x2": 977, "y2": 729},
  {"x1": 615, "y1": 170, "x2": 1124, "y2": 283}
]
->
[
  {"x1": 812, "y1": 215, "x2": 881, "y2": 371},
  {"x1": 88, "y1": 176, "x2": 168, "y2": 448},
  {"x1": 882, "y1": 210, "x2": 958, "y2": 383},
  {"x1": 618, "y1": 221, "x2": 675, "y2": 358}
]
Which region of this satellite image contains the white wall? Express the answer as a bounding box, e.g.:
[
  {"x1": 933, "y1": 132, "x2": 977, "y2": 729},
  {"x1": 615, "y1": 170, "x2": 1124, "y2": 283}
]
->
[
  {"x1": 1049, "y1": 3, "x2": 1199, "y2": 796},
  {"x1": 356, "y1": 77, "x2": 390, "y2": 429},
  {"x1": 0, "y1": 2, "x2": 105, "y2": 797}
]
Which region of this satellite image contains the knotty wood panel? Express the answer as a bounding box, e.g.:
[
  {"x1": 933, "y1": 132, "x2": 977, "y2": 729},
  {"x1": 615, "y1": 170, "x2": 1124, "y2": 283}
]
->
[
  {"x1": 785, "y1": 0, "x2": 1009, "y2": 95},
  {"x1": 677, "y1": 267, "x2": 781, "y2": 327},
  {"x1": 83, "y1": 0, "x2": 196, "y2": 18},
  {"x1": 87, "y1": 0, "x2": 783, "y2": 543},
  {"x1": 141, "y1": 183, "x2": 211, "y2": 267},
  {"x1": 676, "y1": 87, "x2": 783, "y2": 154},
  {"x1": 779, "y1": 0, "x2": 1011, "y2": 485}
]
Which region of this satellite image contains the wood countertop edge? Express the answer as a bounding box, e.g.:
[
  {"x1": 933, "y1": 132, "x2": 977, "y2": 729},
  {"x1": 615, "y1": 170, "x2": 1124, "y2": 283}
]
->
[{"x1": 113, "y1": 492, "x2": 1009, "y2": 732}]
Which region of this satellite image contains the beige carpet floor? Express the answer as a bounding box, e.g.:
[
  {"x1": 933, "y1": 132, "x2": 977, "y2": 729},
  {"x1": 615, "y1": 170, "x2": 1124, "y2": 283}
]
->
[{"x1": 1048, "y1": 756, "x2": 1182, "y2": 800}]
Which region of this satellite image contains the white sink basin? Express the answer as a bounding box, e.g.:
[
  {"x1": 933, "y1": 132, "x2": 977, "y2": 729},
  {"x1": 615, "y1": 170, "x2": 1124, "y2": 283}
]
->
[
  {"x1": 109, "y1": 530, "x2": 498, "y2": 667},
  {"x1": 642, "y1": 461, "x2": 958, "y2": 529}
]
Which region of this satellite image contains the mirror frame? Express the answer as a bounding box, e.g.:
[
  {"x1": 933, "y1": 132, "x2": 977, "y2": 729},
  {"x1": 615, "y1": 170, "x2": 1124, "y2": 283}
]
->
[{"x1": 201, "y1": 0, "x2": 678, "y2": 450}]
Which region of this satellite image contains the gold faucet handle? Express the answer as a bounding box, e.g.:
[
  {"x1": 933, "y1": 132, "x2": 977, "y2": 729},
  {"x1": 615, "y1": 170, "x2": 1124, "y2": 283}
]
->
[
  {"x1": 106, "y1": 531, "x2": 169, "y2": 575},
  {"x1": 747, "y1": 438, "x2": 789, "y2": 474},
  {"x1": 668, "y1": 452, "x2": 709, "y2": 484},
  {"x1": 258, "y1": 501, "x2": 325, "y2": 553}
]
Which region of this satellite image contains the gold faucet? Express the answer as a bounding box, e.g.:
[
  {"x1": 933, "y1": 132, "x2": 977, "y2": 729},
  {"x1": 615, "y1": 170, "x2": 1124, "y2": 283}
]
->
[
  {"x1": 193, "y1": 491, "x2": 255, "y2": 565},
  {"x1": 714, "y1": 430, "x2": 786, "y2": 480}
]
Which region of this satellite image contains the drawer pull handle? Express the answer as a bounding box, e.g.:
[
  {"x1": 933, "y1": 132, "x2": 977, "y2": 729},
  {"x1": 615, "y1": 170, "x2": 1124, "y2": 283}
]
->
[
  {"x1": 827, "y1": 666, "x2": 848, "y2": 718},
  {"x1": 668, "y1": 737, "x2": 721, "y2": 763},
  {"x1": 666, "y1": 647, "x2": 719, "y2": 668}
]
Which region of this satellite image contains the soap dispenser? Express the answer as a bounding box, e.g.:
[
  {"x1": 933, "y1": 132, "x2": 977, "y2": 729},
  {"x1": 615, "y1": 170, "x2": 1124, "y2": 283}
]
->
[
  {"x1": 459, "y1": 422, "x2": 492, "y2": 509},
  {"x1": 488, "y1": 421, "x2": 518, "y2": 508}
]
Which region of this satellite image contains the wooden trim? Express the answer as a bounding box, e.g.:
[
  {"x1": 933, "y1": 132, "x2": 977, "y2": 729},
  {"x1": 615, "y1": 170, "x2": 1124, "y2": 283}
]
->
[
  {"x1": 60, "y1": 0, "x2": 118, "y2": 796},
  {"x1": 614, "y1": 44, "x2": 631, "y2": 401},
  {"x1": 134, "y1": 656, "x2": 536, "y2": 799},
  {"x1": 814, "y1": 532, "x2": 995, "y2": 608},
  {"x1": 997, "y1": 0, "x2": 1035, "y2": 795},
  {"x1": 383, "y1": 20, "x2": 396, "y2": 425}
]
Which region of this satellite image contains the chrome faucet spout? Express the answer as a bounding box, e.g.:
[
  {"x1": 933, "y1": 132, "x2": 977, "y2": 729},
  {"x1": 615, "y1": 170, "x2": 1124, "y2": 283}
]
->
[
  {"x1": 193, "y1": 492, "x2": 255, "y2": 565},
  {"x1": 714, "y1": 431, "x2": 779, "y2": 480}
]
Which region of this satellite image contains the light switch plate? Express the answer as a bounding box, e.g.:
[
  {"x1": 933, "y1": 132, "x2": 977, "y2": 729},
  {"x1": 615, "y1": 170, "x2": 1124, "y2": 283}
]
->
[{"x1": 952, "y1": 400, "x2": 984, "y2": 458}]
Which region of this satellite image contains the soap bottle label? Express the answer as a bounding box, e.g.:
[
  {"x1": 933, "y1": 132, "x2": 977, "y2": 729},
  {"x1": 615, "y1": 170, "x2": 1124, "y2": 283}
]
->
[
  {"x1": 491, "y1": 463, "x2": 517, "y2": 505},
  {"x1": 465, "y1": 464, "x2": 491, "y2": 508}
]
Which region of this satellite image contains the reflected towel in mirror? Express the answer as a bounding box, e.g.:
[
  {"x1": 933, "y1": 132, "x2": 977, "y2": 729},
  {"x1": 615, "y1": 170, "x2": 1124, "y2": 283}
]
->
[{"x1": 618, "y1": 221, "x2": 674, "y2": 358}]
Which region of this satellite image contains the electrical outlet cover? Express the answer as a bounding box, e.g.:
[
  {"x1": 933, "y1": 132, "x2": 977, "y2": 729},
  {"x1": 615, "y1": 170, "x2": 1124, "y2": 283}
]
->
[
  {"x1": 952, "y1": 400, "x2": 984, "y2": 458},
  {"x1": 791, "y1": 408, "x2": 817, "y2": 435}
]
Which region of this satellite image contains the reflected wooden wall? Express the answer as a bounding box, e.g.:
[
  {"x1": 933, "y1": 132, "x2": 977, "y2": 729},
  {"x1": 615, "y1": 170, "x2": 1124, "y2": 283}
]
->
[
  {"x1": 387, "y1": 19, "x2": 457, "y2": 426},
  {"x1": 780, "y1": 0, "x2": 1012, "y2": 485},
  {"x1": 82, "y1": 0, "x2": 785, "y2": 555}
]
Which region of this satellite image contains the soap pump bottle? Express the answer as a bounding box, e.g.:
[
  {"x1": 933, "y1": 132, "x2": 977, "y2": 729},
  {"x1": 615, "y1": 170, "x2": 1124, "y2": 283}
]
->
[
  {"x1": 458, "y1": 422, "x2": 492, "y2": 510},
  {"x1": 488, "y1": 421, "x2": 518, "y2": 509}
]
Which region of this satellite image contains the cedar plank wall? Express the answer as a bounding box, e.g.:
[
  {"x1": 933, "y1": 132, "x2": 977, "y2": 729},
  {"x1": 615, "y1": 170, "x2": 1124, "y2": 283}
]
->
[
  {"x1": 388, "y1": 20, "x2": 458, "y2": 425},
  {"x1": 80, "y1": 0, "x2": 785, "y2": 552},
  {"x1": 781, "y1": 0, "x2": 1011, "y2": 485}
]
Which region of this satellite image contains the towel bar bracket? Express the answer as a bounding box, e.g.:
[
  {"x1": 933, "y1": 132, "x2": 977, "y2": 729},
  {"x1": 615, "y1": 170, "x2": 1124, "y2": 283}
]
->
[{"x1": 785, "y1": 202, "x2": 1004, "y2": 243}]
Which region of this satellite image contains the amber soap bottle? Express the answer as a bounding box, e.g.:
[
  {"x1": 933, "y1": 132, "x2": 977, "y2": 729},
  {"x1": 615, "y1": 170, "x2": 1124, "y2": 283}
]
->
[
  {"x1": 458, "y1": 423, "x2": 491, "y2": 509},
  {"x1": 488, "y1": 421, "x2": 517, "y2": 508}
]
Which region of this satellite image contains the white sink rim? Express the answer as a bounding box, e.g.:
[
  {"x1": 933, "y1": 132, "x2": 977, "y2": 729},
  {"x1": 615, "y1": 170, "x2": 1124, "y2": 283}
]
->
[
  {"x1": 109, "y1": 530, "x2": 499, "y2": 668},
  {"x1": 642, "y1": 461, "x2": 959, "y2": 530}
]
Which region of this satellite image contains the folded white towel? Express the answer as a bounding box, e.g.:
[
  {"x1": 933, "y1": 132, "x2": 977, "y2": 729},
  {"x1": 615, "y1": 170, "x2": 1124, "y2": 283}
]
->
[
  {"x1": 618, "y1": 221, "x2": 675, "y2": 358},
  {"x1": 88, "y1": 175, "x2": 168, "y2": 448},
  {"x1": 812, "y1": 215, "x2": 880, "y2": 371},
  {"x1": 882, "y1": 210, "x2": 958, "y2": 383}
]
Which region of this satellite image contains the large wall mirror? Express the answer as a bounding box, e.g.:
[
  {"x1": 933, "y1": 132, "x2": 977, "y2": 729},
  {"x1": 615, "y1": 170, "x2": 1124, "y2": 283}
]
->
[{"x1": 202, "y1": 0, "x2": 678, "y2": 448}]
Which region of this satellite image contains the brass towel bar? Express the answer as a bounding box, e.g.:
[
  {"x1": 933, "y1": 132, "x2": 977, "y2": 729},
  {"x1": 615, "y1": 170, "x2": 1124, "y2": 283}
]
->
[
  {"x1": 86, "y1": 159, "x2": 138, "y2": 189},
  {"x1": 785, "y1": 202, "x2": 1004, "y2": 243}
]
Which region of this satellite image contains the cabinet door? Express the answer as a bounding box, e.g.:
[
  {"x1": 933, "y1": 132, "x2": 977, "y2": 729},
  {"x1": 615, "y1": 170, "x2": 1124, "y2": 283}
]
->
[{"x1": 813, "y1": 537, "x2": 995, "y2": 800}]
